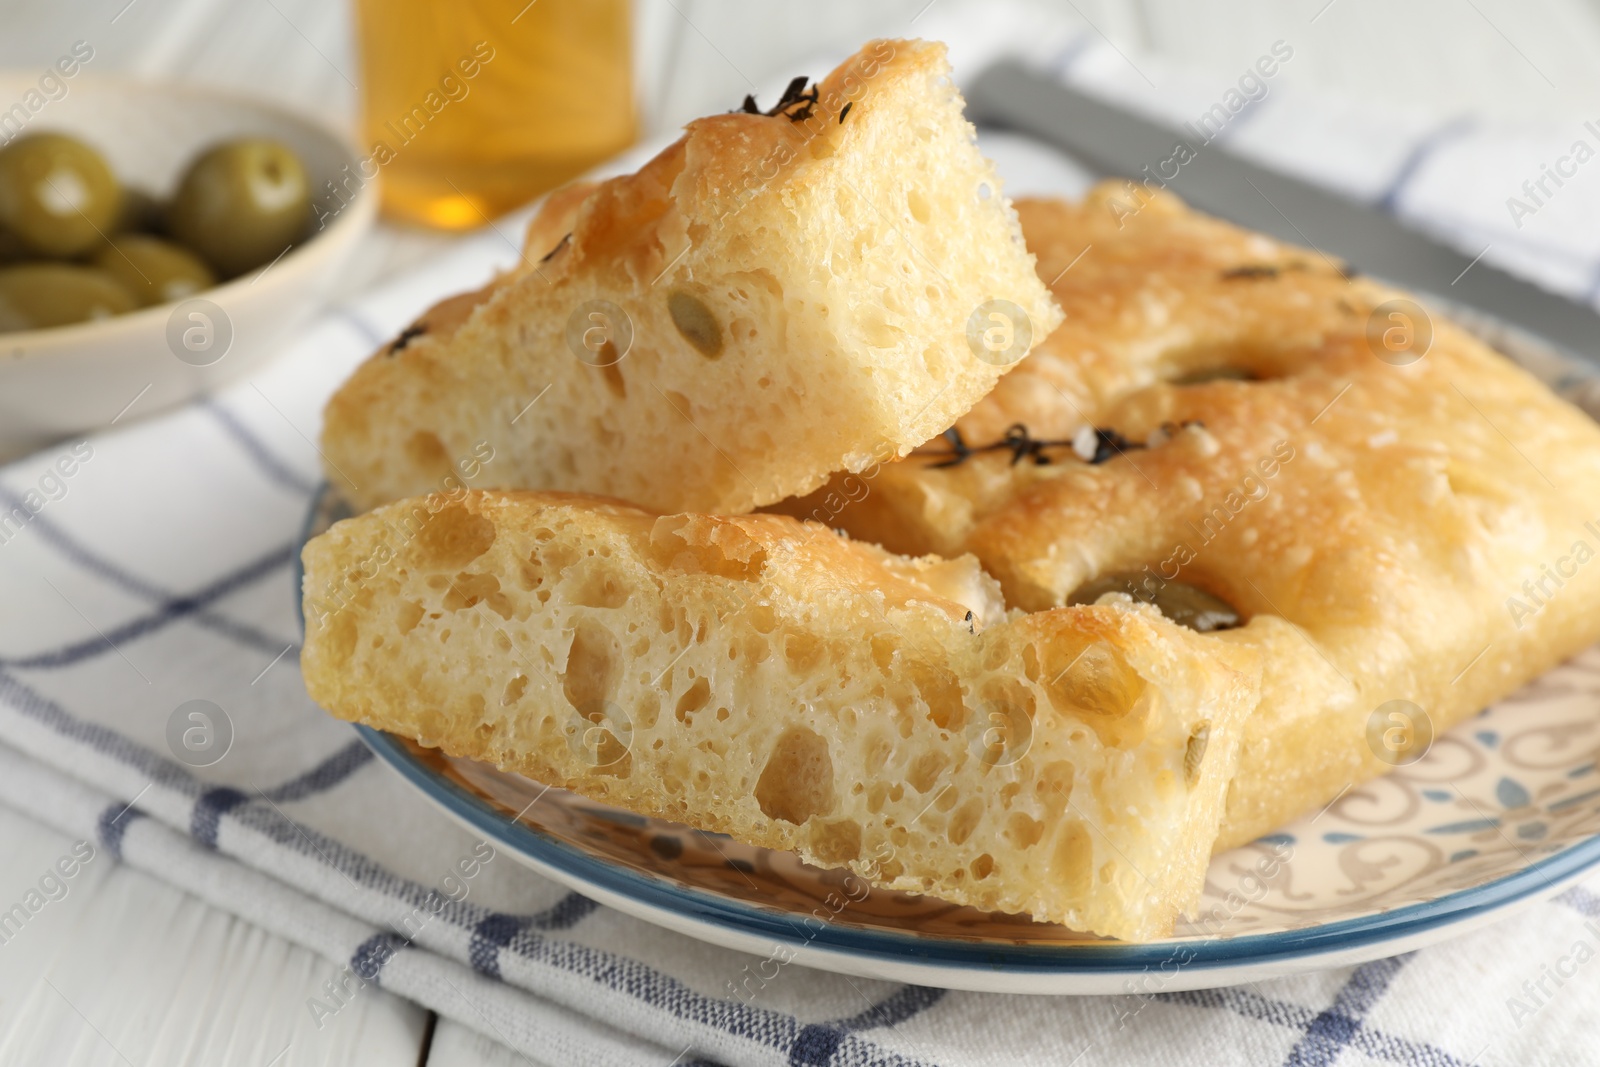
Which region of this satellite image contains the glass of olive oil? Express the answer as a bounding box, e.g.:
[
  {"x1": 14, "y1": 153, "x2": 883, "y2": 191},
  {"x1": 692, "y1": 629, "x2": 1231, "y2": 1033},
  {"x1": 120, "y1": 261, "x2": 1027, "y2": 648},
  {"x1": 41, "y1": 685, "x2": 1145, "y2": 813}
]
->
[{"x1": 353, "y1": 0, "x2": 635, "y2": 229}]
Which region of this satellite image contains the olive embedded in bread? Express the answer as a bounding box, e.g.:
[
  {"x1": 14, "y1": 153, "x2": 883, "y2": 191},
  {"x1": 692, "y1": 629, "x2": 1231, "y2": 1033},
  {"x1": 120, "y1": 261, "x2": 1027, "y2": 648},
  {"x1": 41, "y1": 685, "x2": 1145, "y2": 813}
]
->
[{"x1": 1069, "y1": 571, "x2": 1241, "y2": 633}]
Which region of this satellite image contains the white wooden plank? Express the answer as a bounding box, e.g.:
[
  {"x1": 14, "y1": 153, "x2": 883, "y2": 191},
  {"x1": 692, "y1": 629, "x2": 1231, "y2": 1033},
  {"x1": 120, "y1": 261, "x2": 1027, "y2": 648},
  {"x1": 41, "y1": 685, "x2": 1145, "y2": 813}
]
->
[{"x1": 0, "y1": 804, "x2": 428, "y2": 1067}]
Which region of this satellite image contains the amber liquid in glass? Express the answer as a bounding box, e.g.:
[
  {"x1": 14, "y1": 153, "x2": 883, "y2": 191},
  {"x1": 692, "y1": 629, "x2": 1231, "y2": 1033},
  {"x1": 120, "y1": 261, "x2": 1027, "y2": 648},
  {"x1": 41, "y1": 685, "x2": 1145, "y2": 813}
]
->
[{"x1": 354, "y1": 0, "x2": 635, "y2": 229}]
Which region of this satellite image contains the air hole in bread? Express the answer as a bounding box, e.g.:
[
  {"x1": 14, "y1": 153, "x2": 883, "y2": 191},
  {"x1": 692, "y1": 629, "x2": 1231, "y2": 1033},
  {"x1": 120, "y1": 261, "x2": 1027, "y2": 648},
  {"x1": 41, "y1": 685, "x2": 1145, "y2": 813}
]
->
[
  {"x1": 667, "y1": 290, "x2": 723, "y2": 358},
  {"x1": 906, "y1": 188, "x2": 932, "y2": 224},
  {"x1": 1039, "y1": 641, "x2": 1148, "y2": 748},
  {"x1": 674, "y1": 676, "x2": 711, "y2": 723},
  {"x1": 908, "y1": 660, "x2": 966, "y2": 731},
  {"x1": 947, "y1": 797, "x2": 983, "y2": 846},
  {"x1": 809, "y1": 818, "x2": 862, "y2": 864},
  {"x1": 396, "y1": 600, "x2": 425, "y2": 635},
  {"x1": 973, "y1": 681, "x2": 1036, "y2": 766},
  {"x1": 907, "y1": 750, "x2": 947, "y2": 794},
  {"x1": 562, "y1": 619, "x2": 620, "y2": 714},
  {"x1": 443, "y1": 572, "x2": 508, "y2": 616},
  {"x1": 636, "y1": 692, "x2": 659, "y2": 730},
  {"x1": 502, "y1": 674, "x2": 528, "y2": 705},
  {"x1": 416, "y1": 504, "x2": 497, "y2": 569},
  {"x1": 571, "y1": 567, "x2": 629, "y2": 609},
  {"x1": 970, "y1": 853, "x2": 995, "y2": 880},
  {"x1": 749, "y1": 602, "x2": 778, "y2": 634},
  {"x1": 864, "y1": 732, "x2": 894, "y2": 771},
  {"x1": 1006, "y1": 811, "x2": 1044, "y2": 849},
  {"x1": 1036, "y1": 760, "x2": 1075, "y2": 804},
  {"x1": 599, "y1": 360, "x2": 626, "y2": 398},
  {"x1": 755, "y1": 726, "x2": 835, "y2": 825}
]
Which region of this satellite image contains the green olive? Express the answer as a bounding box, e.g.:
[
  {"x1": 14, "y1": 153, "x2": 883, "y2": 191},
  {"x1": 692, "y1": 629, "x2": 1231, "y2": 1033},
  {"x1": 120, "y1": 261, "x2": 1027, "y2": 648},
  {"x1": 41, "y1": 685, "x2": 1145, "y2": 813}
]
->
[
  {"x1": 0, "y1": 263, "x2": 136, "y2": 333},
  {"x1": 94, "y1": 235, "x2": 215, "y2": 307},
  {"x1": 1070, "y1": 571, "x2": 1241, "y2": 633},
  {"x1": 167, "y1": 139, "x2": 310, "y2": 277},
  {"x1": 0, "y1": 133, "x2": 122, "y2": 258}
]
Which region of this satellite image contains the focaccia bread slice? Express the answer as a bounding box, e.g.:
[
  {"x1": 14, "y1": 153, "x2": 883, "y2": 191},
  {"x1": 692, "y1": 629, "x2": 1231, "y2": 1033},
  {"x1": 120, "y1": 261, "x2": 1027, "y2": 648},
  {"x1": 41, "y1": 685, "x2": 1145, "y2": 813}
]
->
[
  {"x1": 783, "y1": 186, "x2": 1600, "y2": 851},
  {"x1": 320, "y1": 38, "x2": 1061, "y2": 517},
  {"x1": 301, "y1": 490, "x2": 1259, "y2": 941}
]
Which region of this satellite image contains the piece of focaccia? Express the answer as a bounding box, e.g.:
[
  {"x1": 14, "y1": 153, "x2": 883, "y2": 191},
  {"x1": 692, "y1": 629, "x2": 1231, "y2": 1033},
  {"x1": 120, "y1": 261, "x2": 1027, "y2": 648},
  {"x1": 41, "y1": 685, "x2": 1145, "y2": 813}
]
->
[
  {"x1": 320, "y1": 38, "x2": 1061, "y2": 517},
  {"x1": 301, "y1": 490, "x2": 1259, "y2": 941},
  {"x1": 784, "y1": 184, "x2": 1600, "y2": 850}
]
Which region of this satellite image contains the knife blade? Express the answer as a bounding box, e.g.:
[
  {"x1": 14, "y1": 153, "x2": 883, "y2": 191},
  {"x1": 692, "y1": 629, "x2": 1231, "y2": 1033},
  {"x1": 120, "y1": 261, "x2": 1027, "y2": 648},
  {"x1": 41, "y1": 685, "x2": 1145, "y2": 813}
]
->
[{"x1": 964, "y1": 61, "x2": 1600, "y2": 367}]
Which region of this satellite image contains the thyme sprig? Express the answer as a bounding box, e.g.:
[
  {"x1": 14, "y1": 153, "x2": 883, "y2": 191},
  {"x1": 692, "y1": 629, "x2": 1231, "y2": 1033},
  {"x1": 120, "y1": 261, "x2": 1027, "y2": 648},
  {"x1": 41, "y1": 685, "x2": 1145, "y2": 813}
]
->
[
  {"x1": 917, "y1": 421, "x2": 1200, "y2": 469},
  {"x1": 739, "y1": 75, "x2": 820, "y2": 122}
]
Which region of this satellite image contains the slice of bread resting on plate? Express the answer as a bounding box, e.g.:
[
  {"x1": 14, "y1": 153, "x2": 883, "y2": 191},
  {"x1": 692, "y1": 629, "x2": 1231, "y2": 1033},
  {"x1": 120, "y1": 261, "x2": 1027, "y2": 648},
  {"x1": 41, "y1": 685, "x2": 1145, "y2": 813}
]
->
[
  {"x1": 320, "y1": 38, "x2": 1061, "y2": 517},
  {"x1": 300, "y1": 489, "x2": 1260, "y2": 942}
]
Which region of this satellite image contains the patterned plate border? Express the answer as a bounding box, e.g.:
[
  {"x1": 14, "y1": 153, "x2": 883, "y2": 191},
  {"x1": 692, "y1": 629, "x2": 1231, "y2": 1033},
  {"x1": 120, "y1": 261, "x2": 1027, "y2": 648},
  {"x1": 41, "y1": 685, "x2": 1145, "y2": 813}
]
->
[{"x1": 354, "y1": 722, "x2": 1600, "y2": 987}]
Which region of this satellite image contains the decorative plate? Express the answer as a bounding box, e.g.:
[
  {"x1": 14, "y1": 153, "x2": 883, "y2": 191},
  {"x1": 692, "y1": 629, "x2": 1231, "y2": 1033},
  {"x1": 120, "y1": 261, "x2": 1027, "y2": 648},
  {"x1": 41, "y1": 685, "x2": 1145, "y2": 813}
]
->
[{"x1": 295, "y1": 309, "x2": 1600, "y2": 995}]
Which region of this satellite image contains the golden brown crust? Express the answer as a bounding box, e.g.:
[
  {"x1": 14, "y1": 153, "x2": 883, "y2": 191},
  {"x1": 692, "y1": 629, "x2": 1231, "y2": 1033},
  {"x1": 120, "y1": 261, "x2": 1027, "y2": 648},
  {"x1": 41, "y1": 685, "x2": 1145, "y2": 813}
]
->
[
  {"x1": 520, "y1": 180, "x2": 596, "y2": 263},
  {"x1": 301, "y1": 489, "x2": 1260, "y2": 940},
  {"x1": 795, "y1": 185, "x2": 1600, "y2": 849}
]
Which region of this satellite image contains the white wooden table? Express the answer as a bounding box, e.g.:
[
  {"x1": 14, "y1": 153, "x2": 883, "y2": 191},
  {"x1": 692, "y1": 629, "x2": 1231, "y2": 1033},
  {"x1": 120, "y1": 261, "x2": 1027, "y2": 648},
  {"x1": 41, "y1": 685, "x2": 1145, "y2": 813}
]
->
[{"x1": 5, "y1": 0, "x2": 1600, "y2": 1062}]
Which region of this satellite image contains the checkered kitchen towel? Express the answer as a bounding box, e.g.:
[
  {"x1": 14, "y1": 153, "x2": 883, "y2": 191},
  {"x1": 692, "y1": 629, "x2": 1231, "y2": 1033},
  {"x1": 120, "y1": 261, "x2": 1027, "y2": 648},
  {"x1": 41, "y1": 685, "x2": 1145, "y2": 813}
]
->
[{"x1": 5, "y1": 9, "x2": 1600, "y2": 1066}]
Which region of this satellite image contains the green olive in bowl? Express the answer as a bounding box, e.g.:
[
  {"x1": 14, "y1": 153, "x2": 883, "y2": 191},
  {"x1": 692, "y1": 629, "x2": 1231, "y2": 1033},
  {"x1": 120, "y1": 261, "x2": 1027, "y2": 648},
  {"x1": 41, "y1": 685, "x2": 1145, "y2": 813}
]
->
[
  {"x1": 0, "y1": 263, "x2": 136, "y2": 332},
  {"x1": 167, "y1": 139, "x2": 310, "y2": 278},
  {"x1": 0, "y1": 133, "x2": 122, "y2": 258},
  {"x1": 94, "y1": 235, "x2": 216, "y2": 307}
]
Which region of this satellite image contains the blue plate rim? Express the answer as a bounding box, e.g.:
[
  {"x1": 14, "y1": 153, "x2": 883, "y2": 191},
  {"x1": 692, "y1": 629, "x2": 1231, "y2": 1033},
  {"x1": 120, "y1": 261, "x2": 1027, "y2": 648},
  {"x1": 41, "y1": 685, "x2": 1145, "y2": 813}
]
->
[
  {"x1": 354, "y1": 723, "x2": 1600, "y2": 975},
  {"x1": 298, "y1": 484, "x2": 1600, "y2": 975}
]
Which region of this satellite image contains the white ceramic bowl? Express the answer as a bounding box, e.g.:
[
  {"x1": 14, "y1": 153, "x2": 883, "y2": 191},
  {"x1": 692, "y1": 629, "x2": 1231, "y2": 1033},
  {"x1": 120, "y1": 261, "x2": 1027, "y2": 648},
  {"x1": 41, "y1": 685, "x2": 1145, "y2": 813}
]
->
[{"x1": 0, "y1": 75, "x2": 376, "y2": 461}]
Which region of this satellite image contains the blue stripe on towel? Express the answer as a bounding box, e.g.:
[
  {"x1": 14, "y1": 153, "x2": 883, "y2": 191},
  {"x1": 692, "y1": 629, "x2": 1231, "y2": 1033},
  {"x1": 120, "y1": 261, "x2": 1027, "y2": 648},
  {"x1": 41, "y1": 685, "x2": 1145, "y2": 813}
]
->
[
  {"x1": 192, "y1": 786, "x2": 250, "y2": 848},
  {"x1": 470, "y1": 892, "x2": 601, "y2": 978},
  {"x1": 1377, "y1": 116, "x2": 1474, "y2": 213},
  {"x1": 0, "y1": 488, "x2": 294, "y2": 660},
  {"x1": 352, "y1": 932, "x2": 409, "y2": 983},
  {"x1": 97, "y1": 800, "x2": 145, "y2": 860},
  {"x1": 0, "y1": 543, "x2": 295, "y2": 670},
  {"x1": 262, "y1": 739, "x2": 374, "y2": 803},
  {"x1": 203, "y1": 400, "x2": 320, "y2": 497}
]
